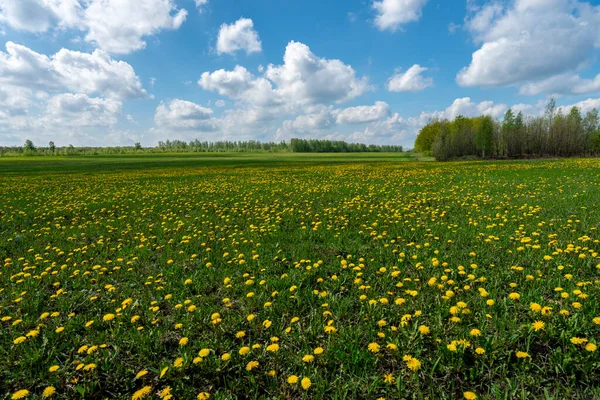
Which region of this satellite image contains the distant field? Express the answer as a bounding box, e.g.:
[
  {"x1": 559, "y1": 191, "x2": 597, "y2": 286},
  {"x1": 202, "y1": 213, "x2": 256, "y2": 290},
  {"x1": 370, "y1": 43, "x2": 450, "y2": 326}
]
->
[
  {"x1": 0, "y1": 152, "x2": 429, "y2": 174},
  {"x1": 1, "y1": 156, "x2": 599, "y2": 399}
]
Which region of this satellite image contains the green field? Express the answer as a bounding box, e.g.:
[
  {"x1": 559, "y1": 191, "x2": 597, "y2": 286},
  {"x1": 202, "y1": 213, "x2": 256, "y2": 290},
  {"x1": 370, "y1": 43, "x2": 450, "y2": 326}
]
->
[{"x1": 1, "y1": 154, "x2": 599, "y2": 400}]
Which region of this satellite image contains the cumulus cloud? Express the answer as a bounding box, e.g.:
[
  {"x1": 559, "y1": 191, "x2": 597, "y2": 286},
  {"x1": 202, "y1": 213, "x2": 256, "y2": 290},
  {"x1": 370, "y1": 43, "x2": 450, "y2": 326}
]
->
[
  {"x1": 0, "y1": 0, "x2": 83, "y2": 32},
  {"x1": 457, "y1": 0, "x2": 600, "y2": 93},
  {"x1": 154, "y1": 99, "x2": 217, "y2": 131},
  {"x1": 217, "y1": 18, "x2": 262, "y2": 55},
  {"x1": 276, "y1": 102, "x2": 391, "y2": 140},
  {"x1": 420, "y1": 97, "x2": 508, "y2": 121},
  {"x1": 519, "y1": 73, "x2": 600, "y2": 96},
  {"x1": 0, "y1": 42, "x2": 147, "y2": 99},
  {"x1": 43, "y1": 93, "x2": 121, "y2": 127},
  {"x1": 372, "y1": 0, "x2": 428, "y2": 31},
  {"x1": 265, "y1": 41, "x2": 369, "y2": 105},
  {"x1": 200, "y1": 41, "x2": 369, "y2": 108},
  {"x1": 387, "y1": 64, "x2": 433, "y2": 92},
  {"x1": 0, "y1": 0, "x2": 187, "y2": 54},
  {"x1": 334, "y1": 101, "x2": 390, "y2": 124}
]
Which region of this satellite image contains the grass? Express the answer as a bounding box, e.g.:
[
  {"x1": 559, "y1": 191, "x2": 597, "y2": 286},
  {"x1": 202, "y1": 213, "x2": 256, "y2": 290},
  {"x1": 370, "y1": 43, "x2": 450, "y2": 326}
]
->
[{"x1": 0, "y1": 154, "x2": 599, "y2": 400}]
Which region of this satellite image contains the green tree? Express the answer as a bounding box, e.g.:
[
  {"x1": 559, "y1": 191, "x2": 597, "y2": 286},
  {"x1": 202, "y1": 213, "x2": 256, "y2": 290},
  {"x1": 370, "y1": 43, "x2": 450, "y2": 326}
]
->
[
  {"x1": 24, "y1": 139, "x2": 36, "y2": 152},
  {"x1": 475, "y1": 116, "x2": 494, "y2": 158}
]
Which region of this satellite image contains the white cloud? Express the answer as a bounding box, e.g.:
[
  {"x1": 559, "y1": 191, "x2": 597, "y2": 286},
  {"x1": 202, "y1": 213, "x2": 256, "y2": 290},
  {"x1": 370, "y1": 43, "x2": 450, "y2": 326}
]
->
[
  {"x1": 215, "y1": 100, "x2": 226, "y2": 107},
  {"x1": 200, "y1": 41, "x2": 369, "y2": 108},
  {"x1": 195, "y1": 0, "x2": 208, "y2": 11},
  {"x1": 372, "y1": 0, "x2": 428, "y2": 31},
  {"x1": 0, "y1": 42, "x2": 147, "y2": 99},
  {"x1": 84, "y1": 0, "x2": 187, "y2": 54},
  {"x1": 199, "y1": 66, "x2": 280, "y2": 106},
  {"x1": 43, "y1": 93, "x2": 121, "y2": 127},
  {"x1": 154, "y1": 99, "x2": 217, "y2": 130},
  {"x1": 387, "y1": 64, "x2": 433, "y2": 92},
  {"x1": 334, "y1": 101, "x2": 390, "y2": 124},
  {"x1": 458, "y1": 0, "x2": 600, "y2": 93},
  {"x1": 558, "y1": 97, "x2": 600, "y2": 114},
  {"x1": 216, "y1": 18, "x2": 262, "y2": 55},
  {"x1": 0, "y1": 0, "x2": 83, "y2": 33},
  {"x1": 420, "y1": 97, "x2": 508, "y2": 121},
  {"x1": 0, "y1": 0, "x2": 187, "y2": 55},
  {"x1": 276, "y1": 102, "x2": 391, "y2": 140},
  {"x1": 519, "y1": 72, "x2": 600, "y2": 96},
  {"x1": 265, "y1": 41, "x2": 369, "y2": 105}
]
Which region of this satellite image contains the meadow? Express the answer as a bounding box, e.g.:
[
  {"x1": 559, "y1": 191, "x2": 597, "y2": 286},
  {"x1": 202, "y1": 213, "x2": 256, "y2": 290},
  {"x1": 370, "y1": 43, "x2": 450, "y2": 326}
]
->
[{"x1": 1, "y1": 153, "x2": 599, "y2": 399}]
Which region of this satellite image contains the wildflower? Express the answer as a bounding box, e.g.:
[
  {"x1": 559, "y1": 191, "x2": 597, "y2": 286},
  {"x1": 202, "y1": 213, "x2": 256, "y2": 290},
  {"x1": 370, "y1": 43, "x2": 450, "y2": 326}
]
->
[
  {"x1": 199, "y1": 348, "x2": 210, "y2": 357},
  {"x1": 13, "y1": 336, "x2": 27, "y2": 345},
  {"x1": 368, "y1": 342, "x2": 380, "y2": 353},
  {"x1": 266, "y1": 343, "x2": 280, "y2": 352},
  {"x1": 103, "y1": 313, "x2": 115, "y2": 321},
  {"x1": 418, "y1": 325, "x2": 430, "y2": 335},
  {"x1": 302, "y1": 355, "x2": 314, "y2": 363},
  {"x1": 221, "y1": 353, "x2": 231, "y2": 361},
  {"x1": 314, "y1": 347, "x2": 324, "y2": 354},
  {"x1": 464, "y1": 392, "x2": 477, "y2": 400},
  {"x1": 571, "y1": 337, "x2": 588, "y2": 345},
  {"x1": 197, "y1": 393, "x2": 210, "y2": 400},
  {"x1": 246, "y1": 361, "x2": 259, "y2": 371},
  {"x1": 179, "y1": 337, "x2": 188, "y2": 346},
  {"x1": 585, "y1": 343, "x2": 597, "y2": 352},
  {"x1": 301, "y1": 377, "x2": 311, "y2": 390},
  {"x1": 42, "y1": 386, "x2": 56, "y2": 398},
  {"x1": 287, "y1": 375, "x2": 299, "y2": 384},
  {"x1": 531, "y1": 321, "x2": 545, "y2": 331},
  {"x1": 160, "y1": 367, "x2": 168, "y2": 378},
  {"x1": 475, "y1": 347, "x2": 485, "y2": 355},
  {"x1": 384, "y1": 373, "x2": 395, "y2": 384},
  {"x1": 135, "y1": 370, "x2": 148, "y2": 379},
  {"x1": 470, "y1": 329, "x2": 481, "y2": 337},
  {"x1": 11, "y1": 390, "x2": 30, "y2": 399},
  {"x1": 132, "y1": 386, "x2": 152, "y2": 400},
  {"x1": 49, "y1": 365, "x2": 59, "y2": 372},
  {"x1": 239, "y1": 346, "x2": 250, "y2": 355},
  {"x1": 516, "y1": 351, "x2": 530, "y2": 359},
  {"x1": 173, "y1": 358, "x2": 183, "y2": 368},
  {"x1": 386, "y1": 343, "x2": 398, "y2": 351},
  {"x1": 530, "y1": 303, "x2": 542, "y2": 312},
  {"x1": 406, "y1": 357, "x2": 421, "y2": 371}
]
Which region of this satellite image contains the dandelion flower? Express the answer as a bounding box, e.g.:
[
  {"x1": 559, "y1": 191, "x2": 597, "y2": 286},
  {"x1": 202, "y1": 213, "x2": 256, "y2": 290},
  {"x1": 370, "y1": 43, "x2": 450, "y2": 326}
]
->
[
  {"x1": 287, "y1": 375, "x2": 299, "y2": 384},
  {"x1": 42, "y1": 387, "x2": 56, "y2": 398},
  {"x1": 246, "y1": 361, "x2": 259, "y2": 371},
  {"x1": 135, "y1": 370, "x2": 148, "y2": 379},
  {"x1": 531, "y1": 321, "x2": 545, "y2": 331},
  {"x1": 12, "y1": 390, "x2": 30, "y2": 399},
  {"x1": 368, "y1": 342, "x2": 380, "y2": 353},
  {"x1": 197, "y1": 393, "x2": 210, "y2": 400},
  {"x1": 464, "y1": 392, "x2": 477, "y2": 400},
  {"x1": 132, "y1": 386, "x2": 152, "y2": 400},
  {"x1": 585, "y1": 343, "x2": 597, "y2": 352},
  {"x1": 301, "y1": 377, "x2": 311, "y2": 390}
]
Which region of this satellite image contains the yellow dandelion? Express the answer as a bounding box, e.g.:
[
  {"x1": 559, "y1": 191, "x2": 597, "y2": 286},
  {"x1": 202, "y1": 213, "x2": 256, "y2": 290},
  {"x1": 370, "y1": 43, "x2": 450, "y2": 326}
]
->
[{"x1": 131, "y1": 386, "x2": 152, "y2": 400}]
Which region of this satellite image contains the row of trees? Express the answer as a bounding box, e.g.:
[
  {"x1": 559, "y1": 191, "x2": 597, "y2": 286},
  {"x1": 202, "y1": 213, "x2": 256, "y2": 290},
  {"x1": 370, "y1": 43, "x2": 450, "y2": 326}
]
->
[
  {"x1": 1, "y1": 138, "x2": 403, "y2": 156},
  {"x1": 289, "y1": 138, "x2": 403, "y2": 153},
  {"x1": 415, "y1": 100, "x2": 600, "y2": 161}
]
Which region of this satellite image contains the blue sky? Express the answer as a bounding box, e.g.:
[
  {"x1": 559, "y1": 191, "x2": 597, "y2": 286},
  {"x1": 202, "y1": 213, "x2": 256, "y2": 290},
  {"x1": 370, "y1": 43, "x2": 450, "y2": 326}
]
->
[{"x1": 1, "y1": 0, "x2": 600, "y2": 148}]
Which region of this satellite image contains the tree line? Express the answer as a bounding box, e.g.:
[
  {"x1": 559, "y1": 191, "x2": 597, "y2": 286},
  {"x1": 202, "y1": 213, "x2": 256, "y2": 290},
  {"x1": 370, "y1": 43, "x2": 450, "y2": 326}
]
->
[
  {"x1": 415, "y1": 99, "x2": 600, "y2": 161},
  {"x1": 1, "y1": 138, "x2": 402, "y2": 156},
  {"x1": 289, "y1": 138, "x2": 403, "y2": 153}
]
